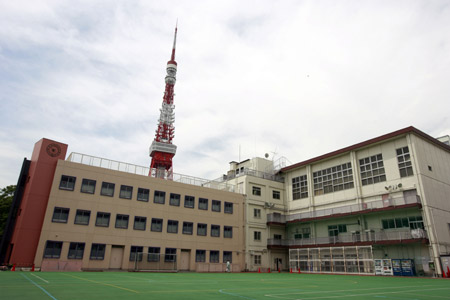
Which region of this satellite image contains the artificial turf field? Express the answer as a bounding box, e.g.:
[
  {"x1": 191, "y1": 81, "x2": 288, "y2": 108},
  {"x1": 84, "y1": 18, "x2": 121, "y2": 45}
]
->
[{"x1": 1, "y1": 272, "x2": 449, "y2": 300}]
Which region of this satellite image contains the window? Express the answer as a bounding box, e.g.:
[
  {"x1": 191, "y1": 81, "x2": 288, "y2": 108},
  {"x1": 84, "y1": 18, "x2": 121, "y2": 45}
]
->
[
  {"x1": 59, "y1": 175, "x2": 76, "y2": 191},
  {"x1": 115, "y1": 214, "x2": 129, "y2": 229},
  {"x1": 90, "y1": 244, "x2": 106, "y2": 260},
  {"x1": 252, "y1": 186, "x2": 261, "y2": 196},
  {"x1": 223, "y1": 251, "x2": 232, "y2": 263},
  {"x1": 154, "y1": 190, "x2": 165, "y2": 204},
  {"x1": 130, "y1": 246, "x2": 143, "y2": 262},
  {"x1": 197, "y1": 223, "x2": 207, "y2": 236},
  {"x1": 169, "y1": 193, "x2": 180, "y2": 206},
  {"x1": 273, "y1": 190, "x2": 281, "y2": 200},
  {"x1": 81, "y1": 179, "x2": 96, "y2": 194},
  {"x1": 119, "y1": 185, "x2": 133, "y2": 199},
  {"x1": 95, "y1": 212, "x2": 110, "y2": 227},
  {"x1": 210, "y1": 250, "x2": 219, "y2": 263},
  {"x1": 147, "y1": 247, "x2": 160, "y2": 262},
  {"x1": 68, "y1": 242, "x2": 85, "y2": 259},
  {"x1": 133, "y1": 216, "x2": 147, "y2": 230},
  {"x1": 100, "y1": 182, "x2": 115, "y2": 197},
  {"x1": 294, "y1": 228, "x2": 311, "y2": 239},
  {"x1": 165, "y1": 248, "x2": 176, "y2": 262},
  {"x1": 74, "y1": 209, "x2": 90, "y2": 225},
  {"x1": 211, "y1": 225, "x2": 220, "y2": 237},
  {"x1": 328, "y1": 225, "x2": 347, "y2": 236},
  {"x1": 196, "y1": 250, "x2": 206, "y2": 262},
  {"x1": 397, "y1": 147, "x2": 414, "y2": 177},
  {"x1": 212, "y1": 200, "x2": 221, "y2": 212},
  {"x1": 313, "y1": 163, "x2": 354, "y2": 196},
  {"x1": 167, "y1": 220, "x2": 178, "y2": 233},
  {"x1": 52, "y1": 207, "x2": 69, "y2": 223},
  {"x1": 274, "y1": 234, "x2": 282, "y2": 240},
  {"x1": 198, "y1": 198, "x2": 208, "y2": 210},
  {"x1": 382, "y1": 216, "x2": 423, "y2": 230},
  {"x1": 292, "y1": 175, "x2": 308, "y2": 200},
  {"x1": 254, "y1": 255, "x2": 261, "y2": 265},
  {"x1": 184, "y1": 195, "x2": 195, "y2": 208},
  {"x1": 137, "y1": 188, "x2": 150, "y2": 202},
  {"x1": 151, "y1": 218, "x2": 163, "y2": 232},
  {"x1": 224, "y1": 202, "x2": 233, "y2": 214},
  {"x1": 254, "y1": 231, "x2": 261, "y2": 241},
  {"x1": 359, "y1": 154, "x2": 386, "y2": 186},
  {"x1": 44, "y1": 241, "x2": 63, "y2": 258},
  {"x1": 224, "y1": 226, "x2": 233, "y2": 238},
  {"x1": 254, "y1": 208, "x2": 261, "y2": 219},
  {"x1": 182, "y1": 222, "x2": 193, "y2": 235}
]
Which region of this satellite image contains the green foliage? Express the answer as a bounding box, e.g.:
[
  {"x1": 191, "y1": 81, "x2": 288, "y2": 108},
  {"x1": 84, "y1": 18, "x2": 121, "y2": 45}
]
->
[{"x1": 0, "y1": 185, "x2": 16, "y2": 237}]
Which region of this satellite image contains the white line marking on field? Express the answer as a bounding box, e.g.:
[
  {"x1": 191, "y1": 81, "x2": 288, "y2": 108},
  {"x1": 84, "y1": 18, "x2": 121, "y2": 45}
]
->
[
  {"x1": 30, "y1": 273, "x2": 49, "y2": 283},
  {"x1": 265, "y1": 285, "x2": 437, "y2": 299},
  {"x1": 21, "y1": 274, "x2": 58, "y2": 300},
  {"x1": 293, "y1": 287, "x2": 450, "y2": 299},
  {"x1": 219, "y1": 289, "x2": 258, "y2": 300}
]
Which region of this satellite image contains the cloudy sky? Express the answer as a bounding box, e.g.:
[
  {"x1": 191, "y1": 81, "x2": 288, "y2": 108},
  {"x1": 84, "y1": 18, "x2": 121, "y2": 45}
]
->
[{"x1": 1, "y1": 0, "x2": 449, "y2": 188}]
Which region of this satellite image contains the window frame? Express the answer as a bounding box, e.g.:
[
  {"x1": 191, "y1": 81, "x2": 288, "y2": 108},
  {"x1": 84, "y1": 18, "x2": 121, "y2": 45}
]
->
[
  {"x1": 90, "y1": 243, "x2": 106, "y2": 260},
  {"x1": 100, "y1": 181, "x2": 115, "y2": 197},
  {"x1": 68, "y1": 242, "x2": 85, "y2": 259},
  {"x1": 165, "y1": 248, "x2": 177, "y2": 262},
  {"x1": 115, "y1": 214, "x2": 129, "y2": 229},
  {"x1": 224, "y1": 202, "x2": 233, "y2": 214},
  {"x1": 224, "y1": 226, "x2": 233, "y2": 238},
  {"x1": 80, "y1": 178, "x2": 96, "y2": 194},
  {"x1": 154, "y1": 190, "x2": 166, "y2": 204},
  {"x1": 254, "y1": 231, "x2": 261, "y2": 241},
  {"x1": 196, "y1": 250, "x2": 206, "y2": 262},
  {"x1": 74, "y1": 209, "x2": 90, "y2": 225},
  {"x1": 95, "y1": 212, "x2": 111, "y2": 227},
  {"x1": 151, "y1": 218, "x2": 163, "y2": 232},
  {"x1": 43, "y1": 241, "x2": 63, "y2": 258},
  {"x1": 252, "y1": 186, "x2": 261, "y2": 196},
  {"x1": 211, "y1": 224, "x2": 220, "y2": 237},
  {"x1": 147, "y1": 247, "x2": 160, "y2": 262},
  {"x1": 212, "y1": 200, "x2": 221, "y2": 212},
  {"x1": 198, "y1": 198, "x2": 208, "y2": 210},
  {"x1": 119, "y1": 185, "x2": 133, "y2": 199},
  {"x1": 167, "y1": 220, "x2": 179, "y2": 234},
  {"x1": 210, "y1": 250, "x2": 219, "y2": 263},
  {"x1": 184, "y1": 195, "x2": 195, "y2": 209},
  {"x1": 59, "y1": 175, "x2": 76, "y2": 191},
  {"x1": 197, "y1": 223, "x2": 207, "y2": 236},
  {"x1": 182, "y1": 222, "x2": 193, "y2": 235},
  {"x1": 52, "y1": 207, "x2": 70, "y2": 223},
  {"x1": 133, "y1": 216, "x2": 147, "y2": 231},
  {"x1": 137, "y1": 188, "x2": 150, "y2": 202},
  {"x1": 129, "y1": 246, "x2": 144, "y2": 262},
  {"x1": 223, "y1": 251, "x2": 232, "y2": 263},
  {"x1": 272, "y1": 190, "x2": 281, "y2": 200},
  {"x1": 169, "y1": 193, "x2": 180, "y2": 206}
]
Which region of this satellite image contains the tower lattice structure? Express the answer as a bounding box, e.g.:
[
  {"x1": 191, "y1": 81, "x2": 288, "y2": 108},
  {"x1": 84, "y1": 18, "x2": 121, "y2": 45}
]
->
[{"x1": 149, "y1": 26, "x2": 178, "y2": 178}]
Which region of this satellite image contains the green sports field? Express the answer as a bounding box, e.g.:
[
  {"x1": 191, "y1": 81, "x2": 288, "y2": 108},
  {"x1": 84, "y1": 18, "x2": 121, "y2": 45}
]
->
[{"x1": 1, "y1": 272, "x2": 449, "y2": 300}]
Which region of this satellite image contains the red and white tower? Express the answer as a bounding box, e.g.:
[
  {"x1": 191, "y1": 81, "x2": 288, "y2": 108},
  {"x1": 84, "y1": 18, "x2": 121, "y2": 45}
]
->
[{"x1": 149, "y1": 26, "x2": 178, "y2": 178}]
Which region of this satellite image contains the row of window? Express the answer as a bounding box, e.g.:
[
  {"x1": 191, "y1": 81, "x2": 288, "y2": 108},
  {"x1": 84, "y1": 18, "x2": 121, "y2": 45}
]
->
[
  {"x1": 59, "y1": 176, "x2": 233, "y2": 213},
  {"x1": 52, "y1": 207, "x2": 233, "y2": 237},
  {"x1": 44, "y1": 241, "x2": 233, "y2": 263},
  {"x1": 291, "y1": 147, "x2": 414, "y2": 200},
  {"x1": 381, "y1": 216, "x2": 424, "y2": 230},
  {"x1": 251, "y1": 186, "x2": 281, "y2": 200}
]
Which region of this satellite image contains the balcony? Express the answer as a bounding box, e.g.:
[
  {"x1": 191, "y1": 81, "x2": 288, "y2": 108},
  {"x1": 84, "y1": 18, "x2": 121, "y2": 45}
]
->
[
  {"x1": 267, "y1": 194, "x2": 421, "y2": 225},
  {"x1": 267, "y1": 229, "x2": 428, "y2": 249}
]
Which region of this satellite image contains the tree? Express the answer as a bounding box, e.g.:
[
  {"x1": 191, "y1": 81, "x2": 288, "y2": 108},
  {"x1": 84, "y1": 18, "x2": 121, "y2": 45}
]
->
[{"x1": 0, "y1": 185, "x2": 16, "y2": 237}]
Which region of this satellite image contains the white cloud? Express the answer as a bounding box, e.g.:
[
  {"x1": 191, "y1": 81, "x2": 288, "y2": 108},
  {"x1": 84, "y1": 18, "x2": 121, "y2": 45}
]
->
[{"x1": 1, "y1": 0, "x2": 450, "y2": 188}]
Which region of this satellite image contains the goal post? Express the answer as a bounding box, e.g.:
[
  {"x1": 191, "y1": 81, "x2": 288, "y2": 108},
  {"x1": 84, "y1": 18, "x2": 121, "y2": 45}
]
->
[{"x1": 133, "y1": 252, "x2": 178, "y2": 272}]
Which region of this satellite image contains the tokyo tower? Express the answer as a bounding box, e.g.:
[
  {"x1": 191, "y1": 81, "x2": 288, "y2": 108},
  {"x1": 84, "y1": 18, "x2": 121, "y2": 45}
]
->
[{"x1": 149, "y1": 25, "x2": 178, "y2": 178}]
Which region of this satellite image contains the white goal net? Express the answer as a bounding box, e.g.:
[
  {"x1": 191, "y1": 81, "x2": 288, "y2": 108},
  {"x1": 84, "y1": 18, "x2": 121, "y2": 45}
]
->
[{"x1": 133, "y1": 252, "x2": 178, "y2": 272}]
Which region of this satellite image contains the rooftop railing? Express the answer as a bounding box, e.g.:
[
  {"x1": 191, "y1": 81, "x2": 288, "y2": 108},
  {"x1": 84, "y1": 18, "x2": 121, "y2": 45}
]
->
[
  {"x1": 267, "y1": 228, "x2": 428, "y2": 247},
  {"x1": 215, "y1": 168, "x2": 285, "y2": 183},
  {"x1": 267, "y1": 195, "x2": 421, "y2": 224},
  {"x1": 66, "y1": 152, "x2": 236, "y2": 193}
]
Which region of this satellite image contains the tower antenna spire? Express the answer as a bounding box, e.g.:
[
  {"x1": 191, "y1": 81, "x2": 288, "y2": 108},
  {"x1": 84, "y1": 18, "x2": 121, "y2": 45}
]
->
[{"x1": 149, "y1": 24, "x2": 179, "y2": 178}]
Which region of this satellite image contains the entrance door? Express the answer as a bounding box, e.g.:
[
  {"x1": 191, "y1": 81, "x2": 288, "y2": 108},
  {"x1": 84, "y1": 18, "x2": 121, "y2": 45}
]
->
[
  {"x1": 109, "y1": 245, "x2": 124, "y2": 269},
  {"x1": 180, "y1": 250, "x2": 190, "y2": 271}
]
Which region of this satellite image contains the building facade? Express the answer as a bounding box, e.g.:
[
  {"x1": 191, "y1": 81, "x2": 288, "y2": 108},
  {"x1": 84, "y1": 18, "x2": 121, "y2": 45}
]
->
[
  {"x1": 1, "y1": 139, "x2": 246, "y2": 272},
  {"x1": 1, "y1": 126, "x2": 450, "y2": 276},
  {"x1": 267, "y1": 127, "x2": 450, "y2": 277}
]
